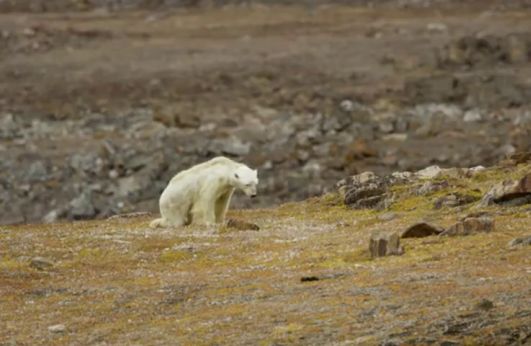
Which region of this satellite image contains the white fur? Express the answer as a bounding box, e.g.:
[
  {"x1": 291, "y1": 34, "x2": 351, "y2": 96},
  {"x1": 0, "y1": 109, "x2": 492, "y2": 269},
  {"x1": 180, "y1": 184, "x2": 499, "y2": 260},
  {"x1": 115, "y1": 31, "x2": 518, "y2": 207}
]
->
[{"x1": 150, "y1": 156, "x2": 258, "y2": 228}]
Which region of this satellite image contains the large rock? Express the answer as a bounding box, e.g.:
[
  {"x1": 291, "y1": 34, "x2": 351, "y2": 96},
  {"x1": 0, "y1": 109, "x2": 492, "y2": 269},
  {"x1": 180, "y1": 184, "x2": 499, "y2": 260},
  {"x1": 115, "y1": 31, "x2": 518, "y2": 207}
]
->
[
  {"x1": 369, "y1": 231, "x2": 404, "y2": 258},
  {"x1": 338, "y1": 171, "x2": 413, "y2": 209},
  {"x1": 441, "y1": 216, "x2": 494, "y2": 237},
  {"x1": 401, "y1": 222, "x2": 444, "y2": 238},
  {"x1": 508, "y1": 235, "x2": 531, "y2": 248},
  {"x1": 69, "y1": 190, "x2": 96, "y2": 220},
  {"x1": 479, "y1": 173, "x2": 531, "y2": 207}
]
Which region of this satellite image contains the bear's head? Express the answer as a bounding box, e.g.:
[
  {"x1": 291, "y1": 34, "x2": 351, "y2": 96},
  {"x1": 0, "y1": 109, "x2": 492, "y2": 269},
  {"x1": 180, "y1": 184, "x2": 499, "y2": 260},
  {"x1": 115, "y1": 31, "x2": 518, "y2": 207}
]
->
[{"x1": 232, "y1": 166, "x2": 258, "y2": 198}]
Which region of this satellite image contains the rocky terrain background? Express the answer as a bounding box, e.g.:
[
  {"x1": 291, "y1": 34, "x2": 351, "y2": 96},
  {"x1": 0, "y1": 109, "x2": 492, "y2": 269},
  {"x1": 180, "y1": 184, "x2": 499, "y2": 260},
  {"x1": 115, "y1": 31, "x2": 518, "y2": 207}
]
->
[{"x1": 1, "y1": 1, "x2": 531, "y2": 224}]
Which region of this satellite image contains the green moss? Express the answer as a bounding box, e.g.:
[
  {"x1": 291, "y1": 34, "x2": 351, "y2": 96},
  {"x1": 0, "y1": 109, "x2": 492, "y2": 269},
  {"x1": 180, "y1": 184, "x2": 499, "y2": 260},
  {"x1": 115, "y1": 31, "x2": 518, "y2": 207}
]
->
[
  {"x1": 159, "y1": 250, "x2": 194, "y2": 263},
  {"x1": 0, "y1": 256, "x2": 23, "y2": 270}
]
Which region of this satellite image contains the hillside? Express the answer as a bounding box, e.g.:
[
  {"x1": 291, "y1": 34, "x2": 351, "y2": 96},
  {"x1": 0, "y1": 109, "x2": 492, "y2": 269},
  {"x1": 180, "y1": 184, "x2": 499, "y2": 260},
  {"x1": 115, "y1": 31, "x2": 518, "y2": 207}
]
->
[
  {"x1": 2, "y1": 3, "x2": 531, "y2": 224},
  {"x1": 1, "y1": 161, "x2": 530, "y2": 345}
]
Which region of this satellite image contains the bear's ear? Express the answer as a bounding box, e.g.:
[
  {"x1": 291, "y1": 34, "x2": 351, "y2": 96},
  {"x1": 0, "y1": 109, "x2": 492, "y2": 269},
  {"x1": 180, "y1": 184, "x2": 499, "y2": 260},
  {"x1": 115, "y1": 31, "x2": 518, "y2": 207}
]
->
[{"x1": 234, "y1": 173, "x2": 239, "y2": 179}]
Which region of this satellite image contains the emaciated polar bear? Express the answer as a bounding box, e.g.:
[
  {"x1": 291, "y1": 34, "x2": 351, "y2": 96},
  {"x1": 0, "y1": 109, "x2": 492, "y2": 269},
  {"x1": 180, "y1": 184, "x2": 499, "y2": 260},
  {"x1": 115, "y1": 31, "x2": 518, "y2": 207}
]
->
[{"x1": 150, "y1": 156, "x2": 258, "y2": 228}]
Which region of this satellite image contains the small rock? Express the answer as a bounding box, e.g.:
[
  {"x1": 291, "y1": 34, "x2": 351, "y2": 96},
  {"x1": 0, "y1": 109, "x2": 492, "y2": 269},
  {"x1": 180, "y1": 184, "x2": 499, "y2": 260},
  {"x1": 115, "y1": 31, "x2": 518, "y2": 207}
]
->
[
  {"x1": 43, "y1": 209, "x2": 61, "y2": 223},
  {"x1": 382, "y1": 133, "x2": 408, "y2": 142},
  {"x1": 498, "y1": 144, "x2": 516, "y2": 157},
  {"x1": 416, "y1": 165, "x2": 444, "y2": 179},
  {"x1": 475, "y1": 298, "x2": 494, "y2": 311},
  {"x1": 401, "y1": 222, "x2": 444, "y2": 238},
  {"x1": 340, "y1": 99, "x2": 354, "y2": 112},
  {"x1": 300, "y1": 276, "x2": 320, "y2": 282},
  {"x1": 463, "y1": 109, "x2": 482, "y2": 122},
  {"x1": 378, "y1": 212, "x2": 398, "y2": 222},
  {"x1": 441, "y1": 216, "x2": 494, "y2": 236},
  {"x1": 26, "y1": 160, "x2": 47, "y2": 181},
  {"x1": 508, "y1": 235, "x2": 531, "y2": 248},
  {"x1": 48, "y1": 324, "x2": 66, "y2": 333},
  {"x1": 434, "y1": 193, "x2": 479, "y2": 209},
  {"x1": 69, "y1": 190, "x2": 96, "y2": 220},
  {"x1": 466, "y1": 165, "x2": 486, "y2": 176},
  {"x1": 427, "y1": 22, "x2": 448, "y2": 33},
  {"x1": 225, "y1": 219, "x2": 260, "y2": 231},
  {"x1": 390, "y1": 171, "x2": 413, "y2": 181},
  {"x1": 369, "y1": 231, "x2": 404, "y2": 258},
  {"x1": 416, "y1": 180, "x2": 449, "y2": 195},
  {"x1": 30, "y1": 257, "x2": 54, "y2": 270},
  {"x1": 352, "y1": 171, "x2": 377, "y2": 185},
  {"x1": 107, "y1": 212, "x2": 152, "y2": 220}
]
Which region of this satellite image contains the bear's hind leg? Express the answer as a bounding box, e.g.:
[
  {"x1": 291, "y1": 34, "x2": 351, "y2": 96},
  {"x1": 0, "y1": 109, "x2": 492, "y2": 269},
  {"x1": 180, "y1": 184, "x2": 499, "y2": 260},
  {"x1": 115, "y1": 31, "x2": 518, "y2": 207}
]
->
[{"x1": 160, "y1": 201, "x2": 187, "y2": 227}]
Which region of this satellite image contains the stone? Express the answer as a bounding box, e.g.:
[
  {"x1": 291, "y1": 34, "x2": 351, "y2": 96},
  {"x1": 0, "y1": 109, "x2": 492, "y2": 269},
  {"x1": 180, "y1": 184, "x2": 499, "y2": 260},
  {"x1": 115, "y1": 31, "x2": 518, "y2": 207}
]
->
[
  {"x1": 370, "y1": 231, "x2": 404, "y2": 258},
  {"x1": 69, "y1": 190, "x2": 96, "y2": 220},
  {"x1": 401, "y1": 222, "x2": 444, "y2": 238},
  {"x1": 26, "y1": 161, "x2": 47, "y2": 182},
  {"x1": 225, "y1": 218, "x2": 260, "y2": 231},
  {"x1": 48, "y1": 324, "x2": 66, "y2": 333},
  {"x1": 390, "y1": 171, "x2": 414, "y2": 181},
  {"x1": 434, "y1": 193, "x2": 479, "y2": 209},
  {"x1": 466, "y1": 165, "x2": 486, "y2": 176},
  {"x1": 344, "y1": 139, "x2": 377, "y2": 163},
  {"x1": 378, "y1": 121, "x2": 395, "y2": 134},
  {"x1": 441, "y1": 216, "x2": 494, "y2": 236},
  {"x1": 30, "y1": 257, "x2": 54, "y2": 270},
  {"x1": 344, "y1": 181, "x2": 387, "y2": 209},
  {"x1": 0, "y1": 113, "x2": 20, "y2": 139},
  {"x1": 70, "y1": 152, "x2": 101, "y2": 174},
  {"x1": 43, "y1": 209, "x2": 62, "y2": 223},
  {"x1": 415, "y1": 165, "x2": 443, "y2": 179},
  {"x1": 508, "y1": 235, "x2": 531, "y2": 248},
  {"x1": 463, "y1": 109, "x2": 482, "y2": 122},
  {"x1": 378, "y1": 212, "x2": 398, "y2": 222},
  {"x1": 416, "y1": 180, "x2": 449, "y2": 195},
  {"x1": 340, "y1": 99, "x2": 354, "y2": 112},
  {"x1": 220, "y1": 137, "x2": 251, "y2": 156},
  {"x1": 352, "y1": 171, "x2": 377, "y2": 185},
  {"x1": 427, "y1": 22, "x2": 448, "y2": 33},
  {"x1": 475, "y1": 299, "x2": 494, "y2": 311},
  {"x1": 479, "y1": 173, "x2": 531, "y2": 207}
]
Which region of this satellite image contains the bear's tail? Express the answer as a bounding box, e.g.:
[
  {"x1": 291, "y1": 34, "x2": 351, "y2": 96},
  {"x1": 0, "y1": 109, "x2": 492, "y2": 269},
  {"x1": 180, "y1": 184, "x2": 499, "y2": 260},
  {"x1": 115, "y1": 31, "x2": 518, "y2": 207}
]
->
[{"x1": 149, "y1": 217, "x2": 167, "y2": 229}]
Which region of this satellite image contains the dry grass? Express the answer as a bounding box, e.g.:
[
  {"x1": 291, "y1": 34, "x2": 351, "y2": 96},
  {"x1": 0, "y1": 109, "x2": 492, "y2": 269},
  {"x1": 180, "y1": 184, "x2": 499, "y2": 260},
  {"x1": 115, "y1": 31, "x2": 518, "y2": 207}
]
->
[{"x1": 1, "y1": 164, "x2": 530, "y2": 345}]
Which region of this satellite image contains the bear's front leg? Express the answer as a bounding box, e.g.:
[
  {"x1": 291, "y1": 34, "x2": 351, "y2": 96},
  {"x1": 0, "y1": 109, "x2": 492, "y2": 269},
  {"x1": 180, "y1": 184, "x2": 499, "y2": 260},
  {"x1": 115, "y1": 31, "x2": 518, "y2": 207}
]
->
[
  {"x1": 191, "y1": 195, "x2": 217, "y2": 226},
  {"x1": 215, "y1": 189, "x2": 234, "y2": 224}
]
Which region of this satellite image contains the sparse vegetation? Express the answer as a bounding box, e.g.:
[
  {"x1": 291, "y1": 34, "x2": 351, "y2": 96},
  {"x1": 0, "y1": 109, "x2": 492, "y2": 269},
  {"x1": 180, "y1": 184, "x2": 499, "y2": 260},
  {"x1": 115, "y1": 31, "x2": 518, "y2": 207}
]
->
[{"x1": 1, "y1": 163, "x2": 530, "y2": 344}]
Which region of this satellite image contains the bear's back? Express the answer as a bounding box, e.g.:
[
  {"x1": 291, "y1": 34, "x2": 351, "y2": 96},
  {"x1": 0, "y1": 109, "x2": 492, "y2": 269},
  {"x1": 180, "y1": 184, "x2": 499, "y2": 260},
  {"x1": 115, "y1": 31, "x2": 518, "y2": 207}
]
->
[{"x1": 170, "y1": 156, "x2": 239, "y2": 183}]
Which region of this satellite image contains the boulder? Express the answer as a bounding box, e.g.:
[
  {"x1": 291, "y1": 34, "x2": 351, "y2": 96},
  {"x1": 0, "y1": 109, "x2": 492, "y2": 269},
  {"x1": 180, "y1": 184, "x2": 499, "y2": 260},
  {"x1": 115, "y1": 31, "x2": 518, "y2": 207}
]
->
[
  {"x1": 479, "y1": 173, "x2": 531, "y2": 207},
  {"x1": 369, "y1": 231, "x2": 404, "y2": 258},
  {"x1": 441, "y1": 216, "x2": 494, "y2": 236},
  {"x1": 401, "y1": 222, "x2": 444, "y2": 238}
]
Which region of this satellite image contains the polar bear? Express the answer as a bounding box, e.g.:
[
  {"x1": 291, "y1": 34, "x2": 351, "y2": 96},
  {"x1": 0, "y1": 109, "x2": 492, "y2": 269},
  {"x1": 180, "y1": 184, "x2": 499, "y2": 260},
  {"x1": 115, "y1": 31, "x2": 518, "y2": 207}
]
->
[{"x1": 150, "y1": 156, "x2": 258, "y2": 228}]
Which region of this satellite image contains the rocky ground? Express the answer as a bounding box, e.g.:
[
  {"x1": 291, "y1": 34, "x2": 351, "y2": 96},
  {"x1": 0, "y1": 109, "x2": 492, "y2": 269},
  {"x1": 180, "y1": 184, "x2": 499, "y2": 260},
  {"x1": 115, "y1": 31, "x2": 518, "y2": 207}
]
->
[
  {"x1": 1, "y1": 160, "x2": 530, "y2": 345},
  {"x1": 1, "y1": 2, "x2": 531, "y2": 224}
]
